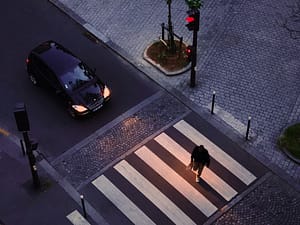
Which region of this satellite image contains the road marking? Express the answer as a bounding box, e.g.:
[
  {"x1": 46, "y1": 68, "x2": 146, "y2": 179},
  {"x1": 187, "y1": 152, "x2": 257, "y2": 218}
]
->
[
  {"x1": 92, "y1": 175, "x2": 155, "y2": 225},
  {"x1": 115, "y1": 160, "x2": 196, "y2": 225},
  {"x1": 174, "y1": 120, "x2": 256, "y2": 185},
  {"x1": 66, "y1": 210, "x2": 91, "y2": 225},
  {"x1": 155, "y1": 132, "x2": 238, "y2": 201},
  {"x1": 135, "y1": 146, "x2": 218, "y2": 217},
  {"x1": 0, "y1": 127, "x2": 10, "y2": 136}
]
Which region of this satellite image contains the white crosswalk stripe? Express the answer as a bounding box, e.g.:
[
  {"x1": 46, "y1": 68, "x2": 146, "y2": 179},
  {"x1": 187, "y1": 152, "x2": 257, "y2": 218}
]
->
[
  {"x1": 91, "y1": 119, "x2": 259, "y2": 224},
  {"x1": 154, "y1": 132, "x2": 238, "y2": 201},
  {"x1": 115, "y1": 160, "x2": 196, "y2": 225},
  {"x1": 92, "y1": 175, "x2": 156, "y2": 225},
  {"x1": 66, "y1": 210, "x2": 91, "y2": 225},
  {"x1": 174, "y1": 120, "x2": 256, "y2": 185}
]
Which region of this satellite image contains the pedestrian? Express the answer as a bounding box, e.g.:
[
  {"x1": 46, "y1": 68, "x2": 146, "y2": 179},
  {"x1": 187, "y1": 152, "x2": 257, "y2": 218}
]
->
[{"x1": 188, "y1": 145, "x2": 210, "y2": 182}]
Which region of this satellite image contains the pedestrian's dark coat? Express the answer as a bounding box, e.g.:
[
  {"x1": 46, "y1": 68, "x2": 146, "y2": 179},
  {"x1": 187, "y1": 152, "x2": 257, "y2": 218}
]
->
[{"x1": 191, "y1": 145, "x2": 210, "y2": 167}]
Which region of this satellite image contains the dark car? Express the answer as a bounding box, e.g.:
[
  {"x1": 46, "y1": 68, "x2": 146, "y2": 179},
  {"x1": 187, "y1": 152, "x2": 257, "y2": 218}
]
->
[{"x1": 26, "y1": 40, "x2": 111, "y2": 118}]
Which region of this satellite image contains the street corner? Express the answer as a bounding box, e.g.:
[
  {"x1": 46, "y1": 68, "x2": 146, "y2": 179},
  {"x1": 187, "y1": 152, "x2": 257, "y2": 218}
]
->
[{"x1": 21, "y1": 172, "x2": 56, "y2": 196}]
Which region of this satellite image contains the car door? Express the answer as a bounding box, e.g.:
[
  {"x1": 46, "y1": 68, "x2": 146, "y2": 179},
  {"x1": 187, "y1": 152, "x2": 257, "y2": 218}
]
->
[
  {"x1": 28, "y1": 54, "x2": 48, "y2": 86},
  {"x1": 42, "y1": 66, "x2": 61, "y2": 92}
]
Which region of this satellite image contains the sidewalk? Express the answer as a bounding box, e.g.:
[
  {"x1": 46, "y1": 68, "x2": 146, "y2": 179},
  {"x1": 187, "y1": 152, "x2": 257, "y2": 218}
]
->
[
  {"x1": 2, "y1": 1, "x2": 300, "y2": 224},
  {"x1": 0, "y1": 134, "x2": 98, "y2": 225},
  {"x1": 49, "y1": 0, "x2": 300, "y2": 190}
]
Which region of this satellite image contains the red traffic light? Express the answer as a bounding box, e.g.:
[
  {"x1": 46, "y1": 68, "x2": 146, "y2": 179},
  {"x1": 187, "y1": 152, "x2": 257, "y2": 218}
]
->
[
  {"x1": 185, "y1": 9, "x2": 200, "y2": 31},
  {"x1": 185, "y1": 45, "x2": 193, "y2": 61},
  {"x1": 186, "y1": 47, "x2": 192, "y2": 54},
  {"x1": 185, "y1": 16, "x2": 195, "y2": 23}
]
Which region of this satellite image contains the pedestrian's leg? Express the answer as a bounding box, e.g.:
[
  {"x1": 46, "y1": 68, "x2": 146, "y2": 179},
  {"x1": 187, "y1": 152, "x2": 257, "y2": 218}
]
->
[{"x1": 196, "y1": 163, "x2": 204, "y2": 182}]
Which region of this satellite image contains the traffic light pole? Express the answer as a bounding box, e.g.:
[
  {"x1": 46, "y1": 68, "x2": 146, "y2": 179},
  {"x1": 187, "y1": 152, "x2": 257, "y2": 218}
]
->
[
  {"x1": 22, "y1": 131, "x2": 40, "y2": 188},
  {"x1": 185, "y1": 9, "x2": 199, "y2": 88}
]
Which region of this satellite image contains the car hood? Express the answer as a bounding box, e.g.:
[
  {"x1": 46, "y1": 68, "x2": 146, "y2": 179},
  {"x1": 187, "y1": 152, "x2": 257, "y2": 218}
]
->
[{"x1": 72, "y1": 82, "x2": 104, "y2": 110}]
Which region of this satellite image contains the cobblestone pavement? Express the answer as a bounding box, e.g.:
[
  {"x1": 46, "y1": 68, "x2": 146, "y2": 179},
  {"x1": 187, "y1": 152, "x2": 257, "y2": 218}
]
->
[
  {"x1": 53, "y1": 92, "x2": 190, "y2": 188},
  {"x1": 50, "y1": 0, "x2": 300, "y2": 187},
  {"x1": 213, "y1": 174, "x2": 300, "y2": 225},
  {"x1": 48, "y1": 0, "x2": 300, "y2": 224}
]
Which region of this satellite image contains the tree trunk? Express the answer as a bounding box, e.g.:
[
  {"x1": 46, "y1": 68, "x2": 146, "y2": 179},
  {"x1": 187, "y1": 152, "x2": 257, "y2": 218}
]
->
[{"x1": 167, "y1": 1, "x2": 176, "y2": 54}]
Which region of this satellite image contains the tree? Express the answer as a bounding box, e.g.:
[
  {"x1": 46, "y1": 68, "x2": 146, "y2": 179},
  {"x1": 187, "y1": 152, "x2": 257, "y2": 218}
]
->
[
  {"x1": 166, "y1": 0, "x2": 176, "y2": 54},
  {"x1": 185, "y1": 0, "x2": 203, "y2": 9}
]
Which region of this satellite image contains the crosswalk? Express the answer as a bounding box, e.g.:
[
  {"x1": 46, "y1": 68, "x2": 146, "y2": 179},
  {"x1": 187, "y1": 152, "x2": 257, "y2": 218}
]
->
[
  {"x1": 86, "y1": 118, "x2": 266, "y2": 225},
  {"x1": 67, "y1": 210, "x2": 91, "y2": 225},
  {"x1": 174, "y1": 120, "x2": 256, "y2": 185},
  {"x1": 154, "y1": 132, "x2": 237, "y2": 201}
]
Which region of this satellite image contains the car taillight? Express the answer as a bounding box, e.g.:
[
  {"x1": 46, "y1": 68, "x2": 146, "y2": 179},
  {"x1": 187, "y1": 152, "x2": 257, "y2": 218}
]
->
[{"x1": 26, "y1": 58, "x2": 30, "y2": 64}]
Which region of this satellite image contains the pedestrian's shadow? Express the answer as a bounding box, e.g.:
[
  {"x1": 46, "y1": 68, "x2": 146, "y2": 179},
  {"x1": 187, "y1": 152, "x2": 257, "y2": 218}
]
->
[{"x1": 196, "y1": 178, "x2": 211, "y2": 190}]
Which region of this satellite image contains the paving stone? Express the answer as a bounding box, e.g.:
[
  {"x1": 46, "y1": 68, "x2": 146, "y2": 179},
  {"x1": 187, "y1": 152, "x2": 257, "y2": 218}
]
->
[
  {"x1": 53, "y1": 93, "x2": 189, "y2": 187},
  {"x1": 213, "y1": 175, "x2": 300, "y2": 225}
]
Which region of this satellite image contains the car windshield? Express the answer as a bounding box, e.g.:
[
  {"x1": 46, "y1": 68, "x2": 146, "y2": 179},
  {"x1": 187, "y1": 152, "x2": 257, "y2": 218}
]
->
[{"x1": 60, "y1": 63, "x2": 94, "y2": 91}]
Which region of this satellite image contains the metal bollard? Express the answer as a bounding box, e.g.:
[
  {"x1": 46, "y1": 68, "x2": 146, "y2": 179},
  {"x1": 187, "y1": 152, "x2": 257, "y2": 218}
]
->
[
  {"x1": 211, "y1": 91, "x2": 216, "y2": 114},
  {"x1": 80, "y1": 195, "x2": 87, "y2": 218},
  {"x1": 246, "y1": 116, "x2": 251, "y2": 140}
]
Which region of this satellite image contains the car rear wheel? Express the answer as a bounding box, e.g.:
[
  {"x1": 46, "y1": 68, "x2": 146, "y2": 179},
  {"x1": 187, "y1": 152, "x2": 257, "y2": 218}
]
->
[{"x1": 29, "y1": 73, "x2": 39, "y2": 86}]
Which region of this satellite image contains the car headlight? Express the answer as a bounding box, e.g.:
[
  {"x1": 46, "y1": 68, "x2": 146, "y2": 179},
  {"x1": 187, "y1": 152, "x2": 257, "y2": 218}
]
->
[
  {"x1": 103, "y1": 86, "x2": 111, "y2": 98},
  {"x1": 72, "y1": 105, "x2": 88, "y2": 113}
]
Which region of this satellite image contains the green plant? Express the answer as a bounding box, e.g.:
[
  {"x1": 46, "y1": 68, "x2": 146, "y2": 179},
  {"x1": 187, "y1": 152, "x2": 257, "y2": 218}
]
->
[
  {"x1": 278, "y1": 123, "x2": 300, "y2": 159},
  {"x1": 185, "y1": 0, "x2": 203, "y2": 9}
]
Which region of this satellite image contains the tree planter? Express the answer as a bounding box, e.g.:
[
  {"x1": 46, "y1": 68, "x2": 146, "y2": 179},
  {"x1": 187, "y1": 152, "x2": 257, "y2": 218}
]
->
[
  {"x1": 278, "y1": 123, "x2": 300, "y2": 164},
  {"x1": 143, "y1": 40, "x2": 191, "y2": 76}
]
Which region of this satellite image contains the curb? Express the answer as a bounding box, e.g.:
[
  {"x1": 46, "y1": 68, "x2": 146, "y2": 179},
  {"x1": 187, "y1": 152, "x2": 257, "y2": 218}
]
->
[
  {"x1": 48, "y1": 0, "x2": 300, "y2": 193},
  {"x1": 204, "y1": 172, "x2": 273, "y2": 225},
  {"x1": 282, "y1": 147, "x2": 300, "y2": 164}
]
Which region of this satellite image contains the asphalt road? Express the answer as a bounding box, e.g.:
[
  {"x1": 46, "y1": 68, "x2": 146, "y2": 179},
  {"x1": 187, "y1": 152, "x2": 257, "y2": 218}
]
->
[{"x1": 0, "y1": 0, "x2": 159, "y2": 159}]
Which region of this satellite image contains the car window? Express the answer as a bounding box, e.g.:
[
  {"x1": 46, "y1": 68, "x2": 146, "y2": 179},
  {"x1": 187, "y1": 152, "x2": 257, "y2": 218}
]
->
[
  {"x1": 60, "y1": 63, "x2": 94, "y2": 91},
  {"x1": 45, "y1": 67, "x2": 61, "y2": 88}
]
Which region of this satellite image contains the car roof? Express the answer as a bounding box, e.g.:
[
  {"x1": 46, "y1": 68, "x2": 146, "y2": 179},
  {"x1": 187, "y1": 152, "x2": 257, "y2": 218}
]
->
[{"x1": 32, "y1": 41, "x2": 80, "y2": 76}]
